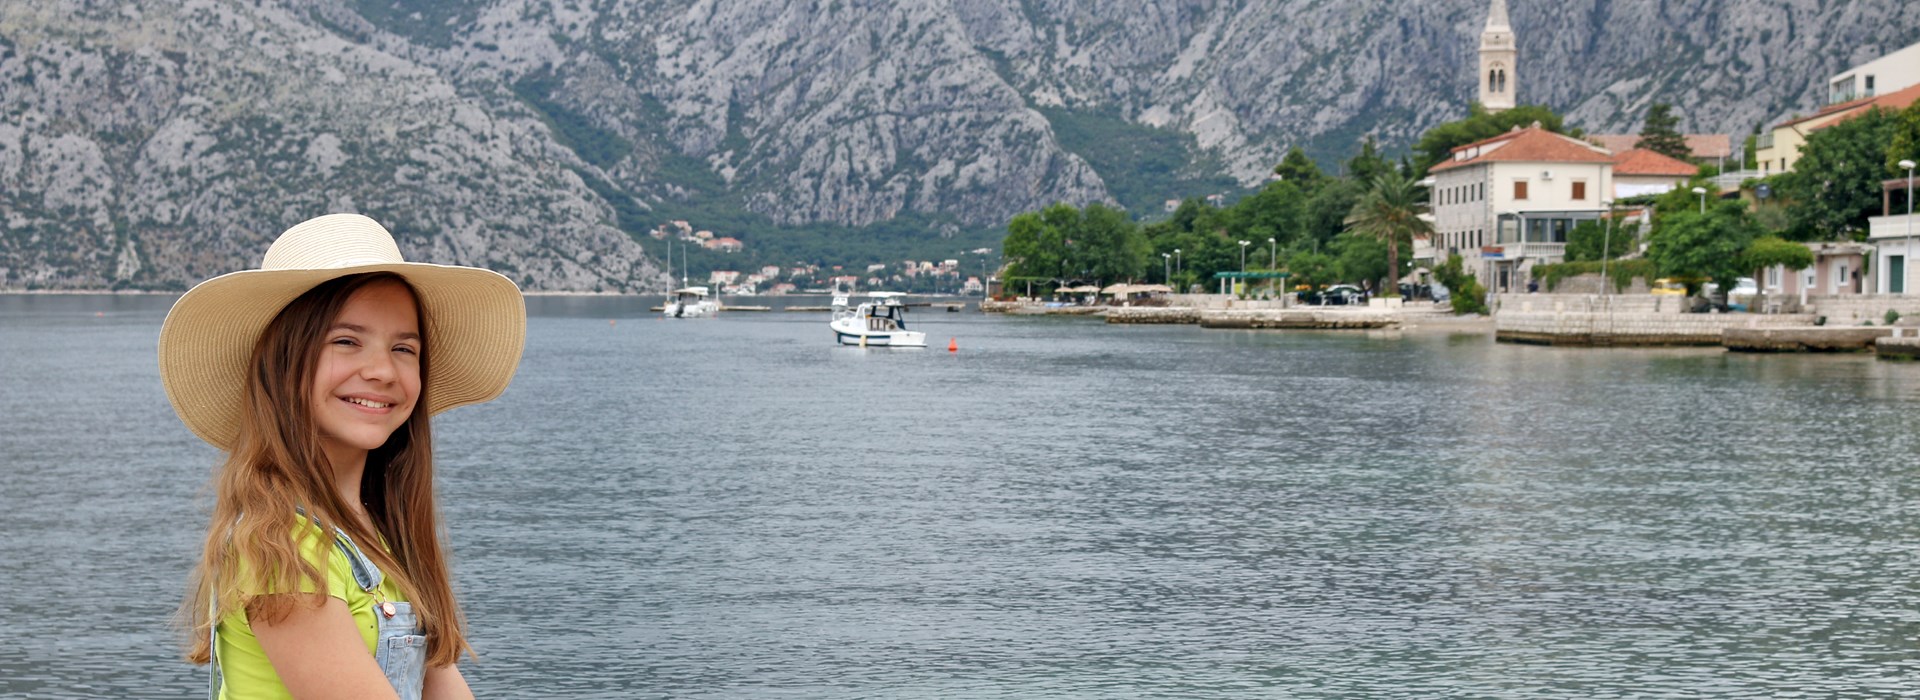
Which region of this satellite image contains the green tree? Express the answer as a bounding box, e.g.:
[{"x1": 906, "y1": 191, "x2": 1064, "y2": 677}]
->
[
  {"x1": 1002, "y1": 202, "x2": 1149, "y2": 286},
  {"x1": 1779, "y1": 107, "x2": 1898, "y2": 240},
  {"x1": 1638, "y1": 103, "x2": 1692, "y2": 161},
  {"x1": 1887, "y1": 101, "x2": 1920, "y2": 173},
  {"x1": 1412, "y1": 104, "x2": 1576, "y2": 176},
  {"x1": 1565, "y1": 219, "x2": 1638, "y2": 261},
  {"x1": 1345, "y1": 135, "x2": 1396, "y2": 184},
  {"x1": 1332, "y1": 233, "x2": 1389, "y2": 288},
  {"x1": 1301, "y1": 178, "x2": 1366, "y2": 252},
  {"x1": 1647, "y1": 200, "x2": 1765, "y2": 295},
  {"x1": 1284, "y1": 250, "x2": 1338, "y2": 290},
  {"x1": 1272, "y1": 146, "x2": 1325, "y2": 187},
  {"x1": 1736, "y1": 236, "x2": 1814, "y2": 280},
  {"x1": 1344, "y1": 173, "x2": 1434, "y2": 292}
]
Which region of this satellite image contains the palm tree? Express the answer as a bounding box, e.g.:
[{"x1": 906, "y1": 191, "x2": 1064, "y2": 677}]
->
[{"x1": 1345, "y1": 172, "x2": 1435, "y2": 296}]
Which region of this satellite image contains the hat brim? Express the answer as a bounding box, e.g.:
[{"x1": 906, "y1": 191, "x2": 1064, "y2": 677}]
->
[{"x1": 159, "y1": 262, "x2": 526, "y2": 450}]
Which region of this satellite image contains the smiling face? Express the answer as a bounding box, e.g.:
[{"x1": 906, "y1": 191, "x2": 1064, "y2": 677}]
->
[{"x1": 310, "y1": 279, "x2": 423, "y2": 470}]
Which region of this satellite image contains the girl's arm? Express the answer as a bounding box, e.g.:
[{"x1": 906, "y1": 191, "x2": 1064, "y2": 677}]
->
[
  {"x1": 251, "y1": 593, "x2": 402, "y2": 700},
  {"x1": 424, "y1": 663, "x2": 474, "y2": 700}
]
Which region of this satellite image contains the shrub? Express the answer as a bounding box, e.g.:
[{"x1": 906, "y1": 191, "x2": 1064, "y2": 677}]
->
[
  {"x1": 1887, "y1": 309, "x2": 1902, "y2": 325},
  {"x1": 1433, "y1": 256, "x2": 1487, "y2": 315},
  {"x1": 1531, "y1": 259, "x2": 1657, "y2": 293}
]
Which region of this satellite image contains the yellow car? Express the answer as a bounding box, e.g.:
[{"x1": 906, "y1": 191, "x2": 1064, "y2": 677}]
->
[{"x1": 1650, "y1": 278, "x2": 1688, "y2": 296}]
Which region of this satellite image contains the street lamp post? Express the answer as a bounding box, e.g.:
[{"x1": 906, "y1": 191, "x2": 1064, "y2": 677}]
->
[
  {"x1": 1599, "y1": 200, "x2": 1614, "y2": 301},
  {"x1": 1162, "y1": 252, "x2": 1171, "y2": 286},
  {"x1": 1173, "y1": 248, "x2": 1182, "y2": 291},
  {"x1": 1237, "y1": 240, "x2": 1251, "y2": 297},
  {"x1": 1267, "y1": 237, "x2": 1277, "y2": 297},
  {"x1": 1691, "y1": 186, "x2": 1707, "y2": 214},
  {"x1": 1902, "y1": 159, "x2": 1915, "y2": 294}
]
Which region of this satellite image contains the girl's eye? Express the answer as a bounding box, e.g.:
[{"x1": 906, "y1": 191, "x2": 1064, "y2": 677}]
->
[
  {"x1": 394, "y1": 345, "x2": 418, "y2": 355},
  {"x1": 331, "y1": 337, "x2": 358, "y2": 347}
]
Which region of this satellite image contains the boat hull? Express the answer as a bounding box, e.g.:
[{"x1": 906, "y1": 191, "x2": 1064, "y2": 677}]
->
[{"x1": 831, "y1": 325, "x2": 926, "y2": 347}]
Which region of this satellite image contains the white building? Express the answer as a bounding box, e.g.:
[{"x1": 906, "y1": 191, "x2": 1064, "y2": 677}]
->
[
  {"x1": 1871, "y1": 209, "x2": 1920, "y2": 294},
  {"x1": 1828, "y1": 41, "x2": 1920, "y2": 105},
  {"x1": 1429, "y1": 126, "x2": 1615, "y2": 292}
]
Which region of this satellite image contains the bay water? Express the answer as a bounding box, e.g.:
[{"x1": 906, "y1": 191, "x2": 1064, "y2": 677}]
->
[{"x1": 4, "y1": 294, "x2": 1920, "y2": 697}]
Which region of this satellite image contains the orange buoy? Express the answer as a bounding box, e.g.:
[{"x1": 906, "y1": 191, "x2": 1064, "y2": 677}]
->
[
  {"x1": 609, "y1": 319, "x2": 617, "y2": 327},
  {"x1": 948, "y1": 337, "x2": 957, "y2": 352}
]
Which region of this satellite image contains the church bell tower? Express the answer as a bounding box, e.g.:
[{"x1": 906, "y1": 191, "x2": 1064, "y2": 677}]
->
[{"x1": 1478, "y1": 0, "x2": 1517, "y2": 113}]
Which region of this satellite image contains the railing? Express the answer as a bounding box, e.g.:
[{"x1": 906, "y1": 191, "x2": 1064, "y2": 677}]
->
[{"x1": 1710, "y1": 169, "x2": 1764, "y2": 191}]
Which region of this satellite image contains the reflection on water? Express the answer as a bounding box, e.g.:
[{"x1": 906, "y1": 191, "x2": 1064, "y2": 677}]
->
[{"x1": 3, "y1": 295, "x2": 1920, "y2": 697}]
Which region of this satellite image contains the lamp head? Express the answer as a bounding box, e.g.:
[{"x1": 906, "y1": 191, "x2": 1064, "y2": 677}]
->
[
  {"x1": 1901, "y1": 159, "x2": 1916, "y2": 170},
  {"x1": 1691, "y1": 186, "x2": 1706, "y2": 194}
]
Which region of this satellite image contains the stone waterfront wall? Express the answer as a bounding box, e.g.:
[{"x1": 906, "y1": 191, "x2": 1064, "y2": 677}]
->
[
  {"x1": 1877, "y1": 336, "x2": 1920, "y2": 359},
  {"x1": 1198, "y1": 310, "x2": 1398, "y2": 329},
  {"x1": 1491, "y1": 293, "x2": 1687, "y2": 315},
  {"x1": 1543, "y1": 274, "x2": 1653, "y2": 295},
  {"x1": 1807, "y1": 295, "x2": 1920, "y2": 324},
  {"x1": 1107, "y1": 308, "x2": 1200, "y2": 324},
  {"x1": 1496, "y1": 312, "x2": 1816, "y2": 346},
  {"x1": 1724, "y1": 326, "x2": 1891, "y2": 352}
]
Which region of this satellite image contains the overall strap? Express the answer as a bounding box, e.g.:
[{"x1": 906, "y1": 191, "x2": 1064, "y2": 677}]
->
[
  {"x1": 207, "y1": 584, "x2": 219, "y2": 700},
  {"x1": 295, "y1": 506, "x2": 384, "y2": 592}
]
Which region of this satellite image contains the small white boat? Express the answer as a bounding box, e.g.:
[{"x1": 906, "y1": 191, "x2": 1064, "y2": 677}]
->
[
  {"x1": 663, "y1": 287, "x2": 719, "y2": 318},
  {"x1": 830, "y1": 293, "x2": 926, "y2": 347}
]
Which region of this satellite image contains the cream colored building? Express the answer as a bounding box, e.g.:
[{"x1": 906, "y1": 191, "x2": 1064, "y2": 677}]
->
[
  {"x1": 1755, "y1": 51, "x2": 1920, "y2": 176},
  {"x1": 1429, "y1": 127, "x2": 1615, "y2": 292}
]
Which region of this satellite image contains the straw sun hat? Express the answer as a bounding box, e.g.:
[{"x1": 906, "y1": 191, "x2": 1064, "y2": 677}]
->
[{"x1": 159, "y1": 213, "x2": 526, "y2": 450}]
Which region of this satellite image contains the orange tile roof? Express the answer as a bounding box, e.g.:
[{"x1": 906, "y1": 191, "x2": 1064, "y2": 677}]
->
[
  {"x1": 1611, "y1": 148, "x2": 1699, "y2": 176},
  {"x1": 1430, "y1": 127, "x2": 1616, "y2": 172},
  {"x1": 1778, "y1": 82, "x2": 1920, "y2": 131},
  {"x1": 1589, "y1": 134, "x2": 1732, "y2": 159}
]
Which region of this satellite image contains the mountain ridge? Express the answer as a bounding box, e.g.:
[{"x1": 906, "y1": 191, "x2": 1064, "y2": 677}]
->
[{"x1": 3, "y1": 0, "x2": 1916, "y2": 290}]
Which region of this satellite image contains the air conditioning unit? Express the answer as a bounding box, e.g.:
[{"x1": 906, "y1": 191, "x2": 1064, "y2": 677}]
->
[{"x1": 1540, "y1": 170, "x2": 1555, "y2": 181}]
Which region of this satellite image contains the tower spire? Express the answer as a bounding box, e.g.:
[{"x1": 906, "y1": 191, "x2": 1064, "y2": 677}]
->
[
  {"x1": 1485, "y1": 0, "x2": 1510, "y2": 30},
  {"x1": 1477, "y1": 0, "x2": 1517, "y2": 113}
]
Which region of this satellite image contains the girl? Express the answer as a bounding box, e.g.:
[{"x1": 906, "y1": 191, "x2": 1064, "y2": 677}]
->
[{"x1": 163, "y1": 214, "x2": 526, "y2": 699}]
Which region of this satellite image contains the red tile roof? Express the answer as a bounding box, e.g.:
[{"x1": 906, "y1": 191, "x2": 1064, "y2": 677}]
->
[
  {"x1": 1429, "y1": 127, "x2": 1615, "y2": 172},
  {"x1": 1611, "y1": 148, "x2": 1699, "y2": 177},
  {"x1": 1589, "y1": 134, "x2": 1732, "y2": 160},
  {"x1": 1778, "y1": 82, "x2": 1920, "y2": 131}
]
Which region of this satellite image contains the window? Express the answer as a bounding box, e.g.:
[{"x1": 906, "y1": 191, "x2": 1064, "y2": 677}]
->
[
  {"x1": 1572, "y1": 181, "x2": 1587, "y2": 200},
  {"x1": 1514, "y1": 180, "x2": 1529, "y2": 200}
]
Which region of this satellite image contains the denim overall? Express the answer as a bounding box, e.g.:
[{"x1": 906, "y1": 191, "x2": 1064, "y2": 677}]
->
[{"x1": 210, "y1": 524, "x2": 429, "y2": 699}]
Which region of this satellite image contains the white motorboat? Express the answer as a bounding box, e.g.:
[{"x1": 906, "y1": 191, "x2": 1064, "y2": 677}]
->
[
  {"x1": 663, "y1": 286, "x2": 719, "y2": 318},
  {"x1": 830, "y1": 293, "x2": 926, "y2": 347}
]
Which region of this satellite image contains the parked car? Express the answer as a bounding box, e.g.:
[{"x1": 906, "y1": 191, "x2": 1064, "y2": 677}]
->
[
  {"x1": 1650, "y1": 278, "x2": 1688, "y2": 296},
  {"x1": 1431, "y1": 281, "x2": 1451, "y2": 303},
  {"x1": 1321, "y1": 284, "x2": 1365, "y2": 306},
  {"x1": 1699, "y1": 277, "x2": 1759, "y2": 312}
]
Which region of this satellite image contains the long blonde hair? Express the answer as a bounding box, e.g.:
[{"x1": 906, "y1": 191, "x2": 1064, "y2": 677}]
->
[{"x1": 182, "y1": 272, "x2": 471, "y2": 667}]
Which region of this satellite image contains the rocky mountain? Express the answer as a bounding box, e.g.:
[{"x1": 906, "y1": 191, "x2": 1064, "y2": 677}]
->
[{"x1": 3, "y1": 0, "x2": 1916, "y2": 290}]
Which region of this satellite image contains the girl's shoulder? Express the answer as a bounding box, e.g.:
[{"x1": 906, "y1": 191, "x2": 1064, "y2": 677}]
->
[{"x1": 229, "y1": 513, "x2": 357, "y2": 601}]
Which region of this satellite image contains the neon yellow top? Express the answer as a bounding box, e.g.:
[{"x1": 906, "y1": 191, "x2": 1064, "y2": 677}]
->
[{"x1": 215, "y1": 519, "x2": 405, "y2": 700}]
